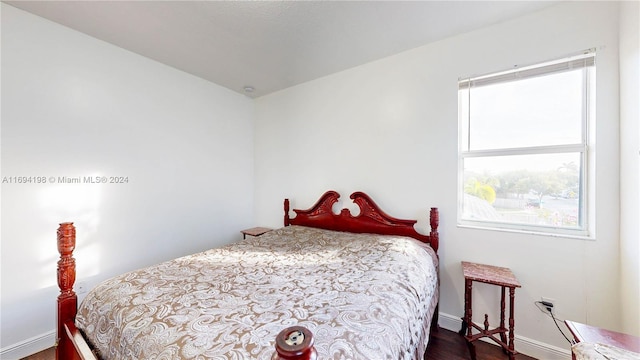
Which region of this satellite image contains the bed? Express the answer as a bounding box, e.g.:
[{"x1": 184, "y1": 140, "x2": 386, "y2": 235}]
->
[{"x1": 56, "y1": 190, "x2": 440, "y2": 360}]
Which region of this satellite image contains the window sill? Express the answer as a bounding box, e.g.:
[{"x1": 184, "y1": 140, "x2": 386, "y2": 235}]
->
[{"x1": 457, "y1": 223, "x2": 594, "y2": 241}]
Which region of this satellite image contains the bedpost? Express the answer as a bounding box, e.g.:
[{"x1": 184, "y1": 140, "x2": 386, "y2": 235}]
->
[
  {"x1": 429, "y1": 208, "x2": 439, "y2": 252},
  {"x1": 56, "y1": 222, "x2": 78, "y2": 360},
  {"x1": 272, "y1": 326, "x2": 317, "y2": 360},
  {"x1": 429, "y1": 207, "x2": 440, "y2": 331},
  {"x1": 284, "y1": 199, "x2": 290, "y2": 226}
]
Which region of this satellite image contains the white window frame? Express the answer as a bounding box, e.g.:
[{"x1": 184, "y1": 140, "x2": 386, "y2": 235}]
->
[{"x1": 457, "y1": 50, "x2": 595, "y2": 237}]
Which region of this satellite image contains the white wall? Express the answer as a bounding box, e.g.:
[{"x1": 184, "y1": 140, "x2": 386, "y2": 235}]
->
[
  {"x1": 1, "y1": 4, "x2": 254, "y2": 358},
  {"x1": 255, "y1": 2, "x2": 623, "y2": 358},
  {"x1": 619, "y1": 0, "x2": 640, "y2": 337},
  {"x1": 2, "y1": 1, "x2": 634, "y2": 359}
]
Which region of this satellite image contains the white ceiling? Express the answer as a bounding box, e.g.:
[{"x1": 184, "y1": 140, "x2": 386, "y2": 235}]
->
[{"x1": 5, "y1": 1, "x2": 559, "y2": 98}]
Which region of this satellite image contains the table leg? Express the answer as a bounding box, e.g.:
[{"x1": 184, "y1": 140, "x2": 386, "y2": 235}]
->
[
  {"x1": 500, "y1": 286, "x2": 508, "y2": 352},
  {"x1": 508, "y1": 287, "x2": 516, "y2": 360},
  {"x1": 459, "y1": 278, "x2": 469, "y2": 335},
  {"x1": 464, "y1": 279, "x2": 472, "y2": 337},
  {"x1": 463, "y1": 279, "x2": 477, "y2": 360},
  {"x1": 466, "y1": 338, "x2": 477, "y2": 360}
]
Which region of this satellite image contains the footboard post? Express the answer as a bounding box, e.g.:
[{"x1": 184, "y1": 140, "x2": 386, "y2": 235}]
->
[
  {"x1": 272, "y1": 326, "x2": 317, "y2": 360},
  {"x1": 56, "y1": 222, "x2": 78, "y2": 360},
  {"x1": 429, "y1": 208, "x2": 440, "y2": 330}
]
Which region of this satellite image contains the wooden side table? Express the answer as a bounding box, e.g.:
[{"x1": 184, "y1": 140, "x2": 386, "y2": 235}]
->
[
  {"x1": 565, "y1": 320, "x2": 640, "y2": 360},
  {"x1": 241, "y1": 227, "x2": 272, "y2": 239},
  {"x1": 460, "y1": 261, "x2": 521, "y2": 360}
]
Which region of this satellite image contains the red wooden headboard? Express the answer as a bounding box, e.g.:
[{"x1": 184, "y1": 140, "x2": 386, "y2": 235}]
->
[{"x1": 284, "y1": 190, "x2": 439, "y2": 252}]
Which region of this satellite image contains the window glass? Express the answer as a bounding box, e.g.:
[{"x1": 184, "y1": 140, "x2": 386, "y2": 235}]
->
[
  {"x1": 468, "y1": 70, "x2": 583, "y2": 150},
  {"x1": 462, "y1": 153, "x2": 582, "y2": 229},
  {"x1": 458, "y1": 52, "x2": 594, "y2": 236}
]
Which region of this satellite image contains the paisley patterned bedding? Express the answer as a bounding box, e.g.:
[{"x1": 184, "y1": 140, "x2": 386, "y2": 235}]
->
[
  {"x1": 572, "y1": 342, "x2": 640, "y2": 360},
  {"x1": 76, "y1": 225, "x2": 439, "y2": 360}
]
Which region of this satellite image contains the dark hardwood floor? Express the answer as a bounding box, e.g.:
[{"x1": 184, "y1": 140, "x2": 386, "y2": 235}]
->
[
  {"x1": 425, "y1": 328, "x2": 537, "y2": 360},
  {"x1": 22, "y1": 328, "x2": 537, "y2": 360}
]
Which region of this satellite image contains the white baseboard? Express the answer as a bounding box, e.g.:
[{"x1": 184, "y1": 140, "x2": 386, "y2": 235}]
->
[
  {"x1": 0, "y1": 330, "x2": 55, "y2": 360},
  {"x1": 437, "y1": 312, "x2": 572, "y2": 360}
]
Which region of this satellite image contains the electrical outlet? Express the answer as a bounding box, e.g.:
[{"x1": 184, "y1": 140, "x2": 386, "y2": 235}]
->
[
  {"x1": 541, "y1": 297, "x2": 556, "y2": 313},
  {"x1": 77, "y1": 281, "x2": 88, "y2": 294}
]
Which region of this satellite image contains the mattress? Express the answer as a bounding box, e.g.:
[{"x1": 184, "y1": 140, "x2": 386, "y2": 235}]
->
[{"x1": 76, "y1": 225, "x2": 439, "y2": 359}]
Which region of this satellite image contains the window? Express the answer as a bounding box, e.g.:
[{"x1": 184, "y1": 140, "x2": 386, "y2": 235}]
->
[{"x1": 458, "y1": 50, "x2": 595, "y2": 236}]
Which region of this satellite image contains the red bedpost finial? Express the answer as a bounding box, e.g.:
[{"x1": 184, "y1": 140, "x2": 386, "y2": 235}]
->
[
  {"x1": 272, "y1": 326, "x2": 317, "y2": 360},
  {"x1": 56, "y1": 222, "x2": 79, "y2": 360},
  {"x1": 429, "y1": 208, "x2": 439, "y2": 252},
  {"x1": 57, "y1": 222, "x2": 76, "y2": 299}
]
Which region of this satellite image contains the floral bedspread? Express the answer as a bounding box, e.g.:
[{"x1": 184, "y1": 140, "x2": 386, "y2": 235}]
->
[
  {"x1": 76, "y1": 225, "x2": 439, "y2": 360},
  {"x1": 572, "y1": 342, "x2": 640, "y2": 360}
]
